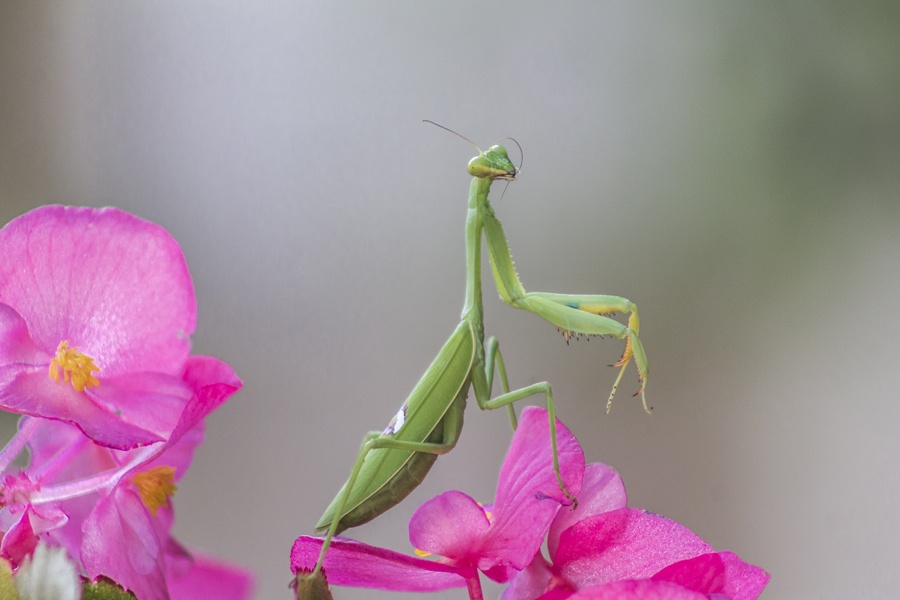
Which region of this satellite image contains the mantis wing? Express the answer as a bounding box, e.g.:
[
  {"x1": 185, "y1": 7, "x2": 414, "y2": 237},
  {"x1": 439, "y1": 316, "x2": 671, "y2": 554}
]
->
[{"x1": 315, "y1": 320, "x2": 475, "y2": 533}]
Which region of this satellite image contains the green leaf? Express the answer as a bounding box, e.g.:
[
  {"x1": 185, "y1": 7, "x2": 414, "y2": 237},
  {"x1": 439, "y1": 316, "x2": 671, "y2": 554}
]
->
[
  {"x1": 81, "y1": 578, "x2": 138, "y2": 600},
  {"x1": 0, "y1": 559, "x2": 20, "y2": 600}
]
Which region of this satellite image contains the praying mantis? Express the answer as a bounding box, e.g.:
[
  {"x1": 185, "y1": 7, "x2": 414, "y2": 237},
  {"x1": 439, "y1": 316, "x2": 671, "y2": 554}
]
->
[{"x1": 304, "y1": 126, "x2": 650, "y2": 583}]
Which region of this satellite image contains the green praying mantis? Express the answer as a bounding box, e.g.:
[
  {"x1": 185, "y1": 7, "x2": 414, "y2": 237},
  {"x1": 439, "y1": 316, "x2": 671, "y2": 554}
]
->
[{"x1": 304, "y1": 125, "x2": 650, "y2": 582}]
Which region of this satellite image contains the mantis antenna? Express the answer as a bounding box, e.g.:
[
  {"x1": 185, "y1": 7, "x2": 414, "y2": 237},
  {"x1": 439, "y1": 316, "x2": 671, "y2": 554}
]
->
[
  {"x1": 423, "y1": 121, "x2": 525, "y2": 199},
  {"x1": 422, "y1": 119, "x2": 483, "y2": 153}
]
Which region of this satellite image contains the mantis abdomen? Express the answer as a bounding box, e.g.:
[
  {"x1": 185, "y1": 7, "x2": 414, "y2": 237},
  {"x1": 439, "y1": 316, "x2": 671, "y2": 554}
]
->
[
  {"x1": 326, "y1": 394, "x2": 467, "y2": 534},
  {"x1": 315, "y1": 321, "x2": 475, "y2": 533}
]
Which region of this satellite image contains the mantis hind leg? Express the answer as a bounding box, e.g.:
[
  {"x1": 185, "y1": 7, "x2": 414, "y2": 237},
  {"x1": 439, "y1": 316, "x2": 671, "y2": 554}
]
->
[{"x1": 475, "y1": 337, "x2": 577, "y2": 507}]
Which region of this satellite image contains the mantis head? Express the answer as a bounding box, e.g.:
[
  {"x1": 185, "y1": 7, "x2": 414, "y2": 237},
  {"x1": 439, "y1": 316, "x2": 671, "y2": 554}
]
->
[
  {"x1": 468, "y1": 145, "x2": 517, "y2": 180},
  {"x1": 421, "y1": 121, "x2": 519, "y2": 181}
]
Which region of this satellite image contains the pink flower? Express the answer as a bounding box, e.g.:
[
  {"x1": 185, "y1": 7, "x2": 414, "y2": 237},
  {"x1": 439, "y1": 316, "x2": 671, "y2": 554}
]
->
[
  {"x1": 292, "y1": 406, "x2": 585, "y2": 598},
  {"x1": 293, "y1": 405, "x2": 769, "y2": 600},
  {"x1": 0, "y1": 206, "x2": 198, "y2": 449},
  {"x1": 503, "y1": 466, "x2": 769, "y2": 600},
  {"x1": 0, "y1": 355, "x2": 252, "y2": 599},
  {"x1": 0, "y1": 205, "x2": 252, "y2": 598},
  {"x1": 79, "y1": 356, "x2": 247, "y2": 600}
]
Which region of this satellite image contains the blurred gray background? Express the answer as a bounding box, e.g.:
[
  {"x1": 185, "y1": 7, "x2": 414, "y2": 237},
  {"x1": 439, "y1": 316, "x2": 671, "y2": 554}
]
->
[{"x1": 2, "y1": 3, "x2": 899, "y2": 599}]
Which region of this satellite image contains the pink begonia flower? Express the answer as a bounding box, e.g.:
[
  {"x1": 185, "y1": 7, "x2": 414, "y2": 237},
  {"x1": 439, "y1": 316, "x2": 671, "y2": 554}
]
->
[
  {"x1": 0, "y1": 205, "x2": 198, "y2": 450},
  {"x1": 503, "y1": 466, "x2": 769, "y2": 600},
  {"x1": 0, "y1": 356, "x2": 253, "y2": 599},
  {"x1": 294, "y1": 404, "x2": 768, "y2": 600},
  {"x1": 292, "y1": 406, "x2": 585, "y2": 598},
  {"x1": 81, "y1": 356, "x2": 246, "y2": 600}
]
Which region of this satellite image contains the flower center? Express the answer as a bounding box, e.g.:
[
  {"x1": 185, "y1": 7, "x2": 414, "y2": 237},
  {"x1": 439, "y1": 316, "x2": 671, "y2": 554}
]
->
[
  {"x1": 131, "y1": 466, "x2": 177, "y2": 516},
  {"x1": 48, "y1": 340, "x2": 100, "y2": 392}
]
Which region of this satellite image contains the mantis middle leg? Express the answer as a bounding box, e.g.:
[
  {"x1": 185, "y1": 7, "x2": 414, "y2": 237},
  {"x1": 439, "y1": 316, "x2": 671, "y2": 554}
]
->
[{"x1": 474, "y1": 335, "x2": 577, "y2": 506}]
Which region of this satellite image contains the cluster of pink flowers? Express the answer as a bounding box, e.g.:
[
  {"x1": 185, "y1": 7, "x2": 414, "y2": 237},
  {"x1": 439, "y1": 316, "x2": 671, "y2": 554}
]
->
[
  {"x1": 292, "y1": 407, "x2": 769, "y2": 599},
  {"x1": 0, "y1": 205, "x2": 768, "y2": 599},
  {"x1": 0, "y1": 206, "x2": 252, "y2": 599}
]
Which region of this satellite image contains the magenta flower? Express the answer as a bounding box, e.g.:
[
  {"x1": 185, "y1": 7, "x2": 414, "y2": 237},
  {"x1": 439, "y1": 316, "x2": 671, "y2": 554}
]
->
[
  {"x1": 0, "y1": 205, "x2": 252, "y2": 598},
  {"x1": 503, "y1": 466, "x2": 769, "y2": 600},
  {"x1": 292, "y1": 406, "x2": 585, "y2": 598},
  {"x1": 0, "y1": 205, "x2": 198, "y2": 449},
  {"x1": 81, "y1": 356, "x2": 248, "y2": 600},
  {"x1": 37, "y1": 356, "x2": 247, "y2": 600},
  {"x1": 0, "y1": 354, "x2": 252, "y2": 598},
  {"x1": 294, "y1": 404, "x2": 768, "y2": 600}
]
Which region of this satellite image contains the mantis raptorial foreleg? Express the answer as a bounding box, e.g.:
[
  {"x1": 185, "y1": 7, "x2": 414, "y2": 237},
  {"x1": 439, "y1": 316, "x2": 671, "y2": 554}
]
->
[
  {"x1": 482, "y1": 207, "x2": 650, "y2": 412},
  {"x1": 524, "y1": 292, "x2": 647, "y2": 412}
]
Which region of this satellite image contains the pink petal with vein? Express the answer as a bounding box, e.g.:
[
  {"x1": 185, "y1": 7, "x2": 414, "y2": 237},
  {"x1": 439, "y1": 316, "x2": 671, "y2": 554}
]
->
[
  {"x1": 554, "y1": 508, "x2": 712, "y2": 590},
  {"x1": 290, "y1": 536, "x2": 467, "y2": 592}
]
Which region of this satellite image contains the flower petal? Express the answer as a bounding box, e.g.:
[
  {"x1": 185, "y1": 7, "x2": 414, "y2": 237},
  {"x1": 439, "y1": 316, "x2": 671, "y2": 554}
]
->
[
  {"x1": 25, "y1": 417, "x2": 98, "y2": 475},
  {"x1": 652, "y1": 551, "x2": 769, "y2": 600},
  {"x1": 554, "y1": 508, "x2": 713, "y2": 590},
  {"x1": 90, "y1": 372, "x2": 193, "y2": 440},
  {"x1": 170, "y1": 355, "x2": 242, "y2": 441},
  {"x1": 559, "y1": 579, "x2": 707, "y2": 600},
  {"x1": 0, "y1": 368, "x2": 163, "y2": 449},
  {"x1": 167, "y1": 550, "x2": 255, "y2": 600},
  {"x1": 82, "y1": 486, "x2": 168, "y2": 600},
  {"x1": 0, "y1": 303, "x2": 46, "y2": 365},
  {"x1": 716, "y1": 551, "x2": 770, "y2": 600},
  {"x1": 0, "y1": 508, "x2": 41, "y2": 565},
  {"x1": 501, "y1": 551, "x2": 555, "y2": 600},
  {"x1": 409, "y1": 490, "x2": 490, "y2": 560},
  {"x1": 113, "y1": 355, "x2": 243, "y2": 481},
  {"x1": 548, "y1": 462, "x2": 626, "y2": 558},
  {"x1": 0, "y1": 206, "x2": 196, "y2": 376},
  {"x1": 478, "y1": 406, "x2": 585, "y2": 572},
  {"x1": 290, "y1": 536, "x2": 467, "y2": 592}
]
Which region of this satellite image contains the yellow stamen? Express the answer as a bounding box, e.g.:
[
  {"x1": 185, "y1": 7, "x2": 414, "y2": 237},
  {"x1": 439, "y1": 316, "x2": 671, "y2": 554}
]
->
[
  {"x1": 132, "y1": 466, "x2": 177, "y2": 516},
  {"x1": 413, "y1": 548, "x2": 432, "y2": 558},
  {"x1": 49, "y1": 340, "x2": 100, "y2": 392}
]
